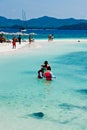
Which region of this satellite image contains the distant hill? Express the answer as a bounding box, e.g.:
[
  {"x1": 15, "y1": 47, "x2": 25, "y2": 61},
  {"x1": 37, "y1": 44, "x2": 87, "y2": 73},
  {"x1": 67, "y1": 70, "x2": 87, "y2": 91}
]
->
[
  {"x1": 0, "y1": 16, "x2": 22, "y2": 27},
  {"x1": 0, "y1": 16, "x2": 87, "y2": 30}
]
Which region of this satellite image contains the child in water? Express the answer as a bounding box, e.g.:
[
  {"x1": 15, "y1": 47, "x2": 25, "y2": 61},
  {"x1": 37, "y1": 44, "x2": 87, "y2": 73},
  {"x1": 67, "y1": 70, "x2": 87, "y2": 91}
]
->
[
  {"x1": 44, "y1": 66, "x2": 56, "y2": 81},
  {"x1": 41, "y1": 61, "x2": 51, "y2": 72},
  {"x1": 38, "y1": 67, "x2": 44, "y2": 78}
]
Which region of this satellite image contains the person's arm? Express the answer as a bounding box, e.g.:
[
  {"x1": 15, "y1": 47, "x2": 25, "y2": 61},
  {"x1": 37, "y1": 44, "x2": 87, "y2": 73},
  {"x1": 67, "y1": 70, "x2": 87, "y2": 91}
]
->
[{"x1": 50, "y1": 72, "x2": 56, "y2": 78}]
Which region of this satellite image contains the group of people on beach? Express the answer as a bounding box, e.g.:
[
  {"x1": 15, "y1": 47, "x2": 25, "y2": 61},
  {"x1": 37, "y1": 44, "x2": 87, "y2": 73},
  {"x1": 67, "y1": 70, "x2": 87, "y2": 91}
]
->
[
  {"x1": 0, "y1": 32, "x2": 54, "y2": 49},
  {"x1": 38, "y1": 61, "x2": 56, "y2": 81},
  {"x1": 12, "y1": 34, "x2": 54, "y2": 49},
  {"x1": 0, "y1": 33, "x2": 7, "y2": 43},
  {"x1": 12, "y1": 34, "x2": 35, "y2": 49}
]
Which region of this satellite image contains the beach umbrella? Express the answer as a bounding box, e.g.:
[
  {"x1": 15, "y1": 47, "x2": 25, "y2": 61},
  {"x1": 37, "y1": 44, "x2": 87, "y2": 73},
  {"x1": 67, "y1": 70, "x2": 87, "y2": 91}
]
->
[
  {"x1": 15, "y1": 32, "x2": 23, "y2": 35},
  {"x1": 11, "y1": 32, "x2": 29, "y2": 36},
  {"x1": 0, "y1": 31, "x2": 9, "y2": 35},
  {"x1": 29, "y1": 33, "x2": 37, "y2": 36},
  {"x1": 22, "y1": 33, "x2": 29, "y2": 36}
]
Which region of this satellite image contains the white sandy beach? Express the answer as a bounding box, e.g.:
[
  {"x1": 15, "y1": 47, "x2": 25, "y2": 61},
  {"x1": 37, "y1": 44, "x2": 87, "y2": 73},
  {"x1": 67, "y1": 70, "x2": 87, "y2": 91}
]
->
[{"x1": 0, "y1": 39, "x2": 87, "y2": 55}]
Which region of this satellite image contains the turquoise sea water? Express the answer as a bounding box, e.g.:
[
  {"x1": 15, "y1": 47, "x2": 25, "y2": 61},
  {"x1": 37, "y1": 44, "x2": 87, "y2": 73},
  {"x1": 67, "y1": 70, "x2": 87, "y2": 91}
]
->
[{"x1": 0, "y1": 40, "x2": 87, "y2": 130}]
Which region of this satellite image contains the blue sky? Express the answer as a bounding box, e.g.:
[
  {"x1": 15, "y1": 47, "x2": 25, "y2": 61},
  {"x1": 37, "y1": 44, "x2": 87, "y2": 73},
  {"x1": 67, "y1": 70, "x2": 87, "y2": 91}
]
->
[{"x1": 0, "y1": 0, "x2": 87, "y2": 20}]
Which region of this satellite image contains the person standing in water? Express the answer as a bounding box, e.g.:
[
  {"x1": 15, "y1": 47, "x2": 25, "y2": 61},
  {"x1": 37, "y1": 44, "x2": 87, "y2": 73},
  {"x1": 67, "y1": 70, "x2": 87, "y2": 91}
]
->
[
  {"x1": 41, "y1": 61, "x2": 51, "y2": 72},
  {"x1": 44, "y1": 66, "x2": 56, "y2": 81}
]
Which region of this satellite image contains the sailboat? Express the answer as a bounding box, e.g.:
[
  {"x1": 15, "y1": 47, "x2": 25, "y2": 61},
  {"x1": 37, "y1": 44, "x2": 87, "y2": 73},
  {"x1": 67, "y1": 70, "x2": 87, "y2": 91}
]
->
[{"x1": 20, "y1": 9, "x2": 27, "y2": 32}]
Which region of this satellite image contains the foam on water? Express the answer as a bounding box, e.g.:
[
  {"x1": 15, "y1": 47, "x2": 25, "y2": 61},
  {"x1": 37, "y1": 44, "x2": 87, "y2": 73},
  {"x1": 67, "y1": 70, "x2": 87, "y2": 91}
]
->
[{"x1": 0, "y1": 40, "x2": 87, "y2": 130}]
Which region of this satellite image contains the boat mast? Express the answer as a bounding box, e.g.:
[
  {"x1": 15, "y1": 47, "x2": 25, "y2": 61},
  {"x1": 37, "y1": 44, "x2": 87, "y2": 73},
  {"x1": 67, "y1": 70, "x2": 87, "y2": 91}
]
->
[{"x1": 21, "y1": 9, "x2": 26, "y2": 32}]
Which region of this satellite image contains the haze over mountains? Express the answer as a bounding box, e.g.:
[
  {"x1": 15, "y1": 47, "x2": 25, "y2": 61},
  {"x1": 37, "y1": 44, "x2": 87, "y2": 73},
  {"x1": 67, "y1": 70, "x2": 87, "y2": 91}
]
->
[{"x1": 0, "y1": 16, "x2": 87, "y2": 30}]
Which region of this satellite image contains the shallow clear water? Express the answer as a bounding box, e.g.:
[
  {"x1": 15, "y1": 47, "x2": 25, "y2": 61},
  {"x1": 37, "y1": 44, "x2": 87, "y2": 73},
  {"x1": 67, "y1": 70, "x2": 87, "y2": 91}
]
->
[{"x1": 0, "y1": 40, "x2": 87, "y2": 130}]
